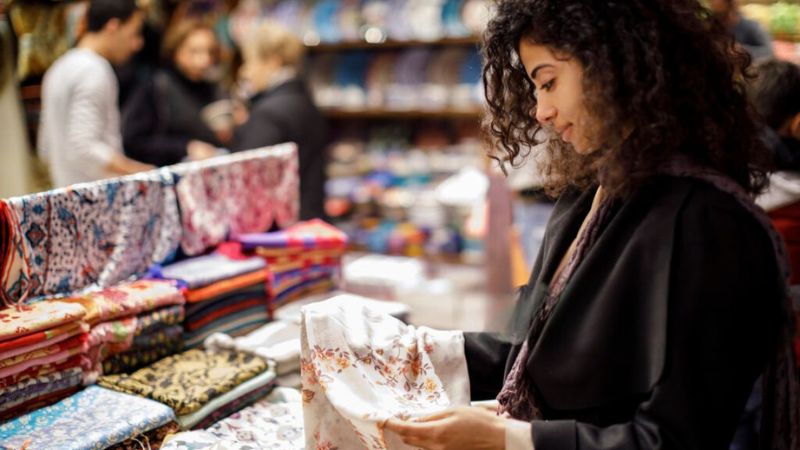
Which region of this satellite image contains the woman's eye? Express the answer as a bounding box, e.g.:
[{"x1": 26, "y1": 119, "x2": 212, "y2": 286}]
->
[{"x1": 541, "y1": 80, "x2": 555, "y2": 91}]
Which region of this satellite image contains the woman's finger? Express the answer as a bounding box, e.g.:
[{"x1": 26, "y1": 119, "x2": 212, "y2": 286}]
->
[{"x1": 414, "y1": 409, "x2": 455, "y2": 422}]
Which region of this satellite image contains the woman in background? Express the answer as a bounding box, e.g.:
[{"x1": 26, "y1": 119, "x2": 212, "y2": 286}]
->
[
  {"x1": 123, "y1": 19, "x2": 227, "y2": 166},
  {"x1": 233, "y1": 20, "x2": 328, "y2": 221}
]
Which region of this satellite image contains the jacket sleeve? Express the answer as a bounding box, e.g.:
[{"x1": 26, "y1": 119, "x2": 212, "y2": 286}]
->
[
  {"x1": 231, "y1": 108, "x2": 286, "y2": 152},
  {"x1": 529, "y1": 197, "x2": 782, "y2": 450},
  {"x1": 463, "y1": 332, "x2": 514, "y2": 401},
  {"x1": 121, "y1": 81, "x2": 190, "y2": 166}
]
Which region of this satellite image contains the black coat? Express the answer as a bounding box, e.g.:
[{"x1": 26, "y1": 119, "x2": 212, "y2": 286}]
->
[
  {"x1": 232, "y1": 78, "x2": 328, "y2": 221},
  {"x1": 122, "y1": 67, "x2": 222, "y2": 167},
  {"x1": 464, "y1": 175, "x2": 783, "y2": 450}
]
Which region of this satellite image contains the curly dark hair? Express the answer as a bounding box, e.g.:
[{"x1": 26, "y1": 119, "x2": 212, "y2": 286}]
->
[{"x1": 482, "y1": 0, "x2": 770, "y2": 197}]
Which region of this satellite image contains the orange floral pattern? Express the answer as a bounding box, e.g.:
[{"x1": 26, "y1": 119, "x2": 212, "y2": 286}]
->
[{"x1": 300, "y1": 295, "x2": 470, "y2": 450}]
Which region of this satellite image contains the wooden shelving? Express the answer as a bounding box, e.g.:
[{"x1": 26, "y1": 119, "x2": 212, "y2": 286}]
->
[
  {"x1": 306, "y1": 36, "x2": 481, "y2": 52},
  {"x1": 321, "y1": 107, "x2": 484, "y2": 120}
]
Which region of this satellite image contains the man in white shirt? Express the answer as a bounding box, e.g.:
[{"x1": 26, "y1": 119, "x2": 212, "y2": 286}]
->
[{"x1": 39, "y1": 0, "x2": 153, "y2": 187}]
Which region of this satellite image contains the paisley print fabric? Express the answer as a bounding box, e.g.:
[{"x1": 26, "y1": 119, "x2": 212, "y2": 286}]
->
[
  {"x1": 0, "y1": 367, "x2": 83, "y2": 419},
  {"x1": 3, "y1": 169, "x2": 181, "y2": 301},
  {"x1": 171, "y1": 144, "x2": 299, "y2": 256},
  {"x1": 301, "y1": 295, "x2": 470, "y2": 450},
  {"x1": 97, "y1": 349, "x2": 269, "y2": 415},
  {"x1": 0, "y1": 386, "x2": 176, "y2": 450},
  {"x1": 106, "y1": 421, "x2": 180, "y2": 450}
]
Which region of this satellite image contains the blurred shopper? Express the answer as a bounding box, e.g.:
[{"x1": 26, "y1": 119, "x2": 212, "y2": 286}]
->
[
  {"x1": 39, "y1": 0, "x2": 153, "y2": 187},
  {"x1": 233, "y1": 20, "x2": 328, "y2": 220},
  {"x1": 122, "y1": 20, "x2": 228, "y2": 167},
  {"x1": 708, "y1": 0, "x2": 774, "y2": 61}
]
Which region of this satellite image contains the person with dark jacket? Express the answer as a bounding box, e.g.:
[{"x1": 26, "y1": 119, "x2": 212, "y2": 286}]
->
[
  {"x1": 233, "y1": 20, "x2": 328, "y2": 221},
  {"x1": 384, "y1": 2, "x2": 799, "y2": 450},
  {"x1": 122, "y1": 20, "x2": 226, "y2": 167}
]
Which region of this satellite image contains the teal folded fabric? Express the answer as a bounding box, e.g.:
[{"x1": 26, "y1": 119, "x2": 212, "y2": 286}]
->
[{"x1": 0, "y1": 386, "x2": 175, "y2": 450}]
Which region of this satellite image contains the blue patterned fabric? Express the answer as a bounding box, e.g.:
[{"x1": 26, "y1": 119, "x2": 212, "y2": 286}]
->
[
  {"x1": 3, "y1": 169, "x2": 181, "y2": 301},
  {"x1": 0, "y1": 386, "x2": 176, "y2": 450}
]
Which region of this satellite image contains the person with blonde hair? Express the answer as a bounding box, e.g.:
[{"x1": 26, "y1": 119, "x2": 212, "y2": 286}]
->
[
  {"x1": 233, "y1": 20, "x2": 328, "y2": 220},
  {"x1": 122, "y1": 19, "x2": 226, "y2": 166}
]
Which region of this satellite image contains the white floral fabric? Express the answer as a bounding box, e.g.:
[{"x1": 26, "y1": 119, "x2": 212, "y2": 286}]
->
[
  {"x1": 300, "y1": 295, "x2": 470, "y2": 450},
  {"x1": 162, "y1": 387, "x2": 305, "y2": 450}
]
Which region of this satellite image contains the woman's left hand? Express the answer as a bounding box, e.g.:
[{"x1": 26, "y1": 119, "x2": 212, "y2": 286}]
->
[{"x1": 384, "y1": 406, "x2": 506, "y2": 450}]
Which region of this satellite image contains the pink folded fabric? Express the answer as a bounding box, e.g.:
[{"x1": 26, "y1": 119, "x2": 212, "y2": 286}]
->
[
  {"x1": 0, "y1": 322, "x2": 88, "y2": 360},
  {"x1": 0, "y1": 334, "x2": 88, "y2": 378}
]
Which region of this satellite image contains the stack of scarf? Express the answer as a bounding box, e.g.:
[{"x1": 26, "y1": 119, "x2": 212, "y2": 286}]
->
[
  {"x1": 98, "y1": 348, "x2": 274, "y2": 430},
  {"x1": 160, "y1": 253, "x2": 271, "y2": 349},
  {"x1": 59, "y1": 279, "x2": 185, "y2": 383},
  {"x1": 0, "y1": 386, "x2": 178, "y2": 450},
  {"x1": 0, "y1": 300, "x2": 88, "y2": 421},
  {"x1": 238, "y1": 219, "x2": 347, "y2": 313},
  {"x1": 161, "y1": 387, "x2": 305, "y2": 450},
  {"x1": 1, "y1": 169, "x2": 181, "y2": 303}
]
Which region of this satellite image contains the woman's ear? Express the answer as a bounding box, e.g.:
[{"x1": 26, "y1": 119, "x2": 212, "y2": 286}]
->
[{"x1": 789, "y1": 113, "x2": 800, "y2": 140}]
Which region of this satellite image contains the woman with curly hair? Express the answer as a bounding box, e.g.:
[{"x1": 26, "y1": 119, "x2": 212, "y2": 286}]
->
[{"x1": 386, "y1": 1, "x2": 800, "y2": 449}]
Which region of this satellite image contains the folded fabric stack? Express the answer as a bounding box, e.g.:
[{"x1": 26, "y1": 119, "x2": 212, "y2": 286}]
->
[
  {"x1": 238, "y1": 219, "x2": 348, "y2": 312},
  {"x1": 205, "y1": 321, "x2": 301, "y2": 377},
  {"x1": 0, "y1": 300, "x2": 89, "y2": 421},
  {"x1": 161, "y1": 387, "x2": 304, "y2": 450},
  {"x1": 97, "y1": 348, "x2": 274, "y2": 430},
  {"x1": 59, "y1": 279, "x2": 185, "y2": 383},
  {"x1": 0, "y1": 386, "x2": 177, "y2": 450},
  {"x1": 160, "y1": 253, "x2": 271, "y2": 349}
]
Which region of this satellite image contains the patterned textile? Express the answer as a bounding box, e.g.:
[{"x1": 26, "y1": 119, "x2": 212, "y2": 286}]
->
[
  {"x1": 0, "y1": 332, "x2": 87, "y2": 370},
  {"x1": 270, "y1": 266, "x2": 339, "y2": 297},
  {"x1": 97, "y1": 349, "x2": 269, "y2": 415},
  {"x1": 60, "y1": 279, "x2": 184, "y2": 325},
  {"x1": 0, "y1": 300, "x2": 86, "y2": 342},
  {"x1": 185, "y1": 270, "x2": 267, "y2": 303},
  {"x1": 1, "y1": 200, "x2": 31, "y2": 306},
  {"x1": 87, "y1": 316, "x2": 138, "y2": 348},
  {"x1": 171, "y1": 144, "x2": 299, "y2": 255},
  {"x1": 0, "y1": 354, "x2": 81, "y2": 389},
  {"x1": 106, "y1": 421, "x2": 180, "y2": 450},
  {"x1": 185, "y1": 298, "x2": 267, "y2": 332},
  {"x1": 0, "y1": 341, "x2": 85, "y2": 379},
  {"x1": 273, "y1": 278, "x2": 336, "y2": 309},
  {"x1": 239, "y1": 219, "x2": 348, "y2": 250},
  {"x1": 135, "y1": 304, "x2": 185, "y2": 336},
  {"x1": 185, "y1": 283, "x2": 267, "y2": 318},
  {"x1": 3, "y1": 169, "x2": 181, "y2": 301},
  {"x1": 205, "y1": 321, "x2": 301, "y2": 376},
  {"x1": 183, "y1": 309, "x2": 271, "y2": 349},
  {"x1": 178, "y1": 369, "x2": 277, "y2": 429},
  {"x1": 101, "y1": 337, "x2": 184, "y2": 376},
  {"x1": 0, "y1": 321, "x2": 87, "y2": 360},
  {"x1": 267, "y1": 257, "x2": 342, "y2": 275},
  {"x1": 161, "y1": 388, "x2": 305, "y2": 450},
  {"x1": 0, "y1": 386, "x2": 79, "y2": 423},
  {"x1": 0, "y1": 386, "x2": 176, "y2": 450},
  {"x1": 160, "y1": 254, "x2": 266, "y2": 290},
  {"x1": 301, "y1": 296, "x2": 470, "y2": 450},
  {"x1": 102, "y1": 325, "x2": 183, "y2": 357},
  {"x1": 0, "y1": 367, "x2": 83, "y2": 418}
]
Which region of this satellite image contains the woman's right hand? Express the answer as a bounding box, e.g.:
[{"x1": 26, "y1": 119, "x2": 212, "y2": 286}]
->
[{"x1": 187, "y1": 140, "x2": 218, "y2": 161}]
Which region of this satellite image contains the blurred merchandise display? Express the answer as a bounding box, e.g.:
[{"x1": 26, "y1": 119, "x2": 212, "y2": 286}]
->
[{"x1": 323, "y1": 122, "x2": 488, "y2": 262}]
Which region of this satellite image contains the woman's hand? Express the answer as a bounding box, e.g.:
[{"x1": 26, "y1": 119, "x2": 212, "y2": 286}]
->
[{"x1": 384, "y1": 406, "x2": 506, "y2": 450}]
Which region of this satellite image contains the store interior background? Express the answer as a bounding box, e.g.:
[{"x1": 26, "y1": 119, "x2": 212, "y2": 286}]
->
[{"x1": 1, "y1": 0, "x2": 798, "y2": 332}]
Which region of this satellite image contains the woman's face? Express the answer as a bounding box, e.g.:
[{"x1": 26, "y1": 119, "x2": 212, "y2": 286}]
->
[
  {"x1": 174, "y1": 29, "x2": 217, "y2": 82},
  {"x1": 518, "y1": 40, "x2": 598, "y2": 154},
  {"x1": 239, "y1": 47, "x2": 282, "y2": 94}
]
